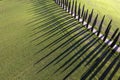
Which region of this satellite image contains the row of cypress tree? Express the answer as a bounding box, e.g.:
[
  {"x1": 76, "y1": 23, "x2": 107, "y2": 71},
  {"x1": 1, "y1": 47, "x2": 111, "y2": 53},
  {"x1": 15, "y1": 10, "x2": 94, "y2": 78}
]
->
[{"x1": 54, "y1": 0, "x2": 120, "y2": 51}]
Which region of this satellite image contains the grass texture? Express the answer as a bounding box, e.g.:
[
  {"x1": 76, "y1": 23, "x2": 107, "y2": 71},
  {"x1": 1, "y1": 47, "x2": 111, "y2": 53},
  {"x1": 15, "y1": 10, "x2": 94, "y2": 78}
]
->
[{"x1": 0, "y1": 0, "x2": 119, "y2": 80}]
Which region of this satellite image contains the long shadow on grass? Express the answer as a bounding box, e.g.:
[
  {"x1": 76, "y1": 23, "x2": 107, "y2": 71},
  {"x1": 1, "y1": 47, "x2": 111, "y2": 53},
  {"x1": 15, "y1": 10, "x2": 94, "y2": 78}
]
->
[
  {"x1": 27, "y1": 6, "x2": 64, "y2": 26},
  {"x1": 54, "y1": 35, "x2": 102, "y2": 73},
  {"x1": 30, "y1": 0, "x2": 55, "y2": 8},
  {"x1": 62, "y1": 37, "x2": 120, "y2": 80},
  {"x1": 29, "y1": 0, "x2": 56, "y2": 12},
  {"x1": 85, "y1": 43, "x2": 109, "y2": 66},
  {"x1": 80, "y1": 49, "x2": 118, "y2": 80},
  {"x1": 35, "y1": 20, "x2": 80, "y2": 46},
  {"x1": 28, "y1": 8, "x2": 68, "y2": 29},
  {"x1": 36, "y1": 29, "x2": 95, "y2": 73},
  {"x1": 108, "y1": 60, "x2": 120, "y2": 80},
  {"x1": 99, "y1": 54, "x2": 120, "y2": 80},
  {"x1": 53, "y1": 32, "x2": 96, "y2": 65},
  {"x1": 34, "y1": 26, "x2": 87, "y2": 64},
  {"x1": 32, "y1": 18, "x2": 75, "y2": 45},
  {"x1": 88, "y1": 50, "x2": 119, "y2": 79},
  {"x1": 35, "y1": 24, "x2": 85, "y2": 55},
  {"x1": 30, "y1": 14, "x2": 71, "y2": 38},
  {"x1": 27, "y1": 10, "x2": 66, "y2": 27},
  {"x1": 34, "y1": 23, "x2": 83, "y2": 55},
  {"x1": 60, "y1": 42, "x2": 104, "y2": 73},
  {"x1": 31, "y1": 12, "x2": 71, "y2": 31},
  {"x1": 33, "y1": 4, "x2": 63, "y2": 15},
  {"x1": 62, "y1": 45, "x2": 109, "y2": 80},
  {"x1": 27, "y1": 1, "x2": 68, "y2": 27},
  {"x1": 31, "y1": 0, "x2": 120, "y2": 79}
]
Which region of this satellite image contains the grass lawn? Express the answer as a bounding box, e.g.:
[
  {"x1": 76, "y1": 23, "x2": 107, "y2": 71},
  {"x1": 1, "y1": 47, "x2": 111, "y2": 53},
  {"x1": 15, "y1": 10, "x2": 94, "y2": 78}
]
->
[
  {"x1": 0, "y1": 0, "x2": 119, "y2": 80},
  {"x1": 77, "y1": 0, "x2": 120, "y2": 33}
]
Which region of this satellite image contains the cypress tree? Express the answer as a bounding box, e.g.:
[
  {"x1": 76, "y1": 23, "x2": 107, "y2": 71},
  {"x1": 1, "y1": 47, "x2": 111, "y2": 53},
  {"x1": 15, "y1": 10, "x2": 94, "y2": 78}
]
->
[
  {"x1": 84, "y1": 9, "x2": 88, "y2": 21},
  {"x1": 74, "y1": 0, "x2": 77, "y2": 18},
  {"x1": 81, "y1": 4, "x2": 85, "y2": 17},
  {"x1": 64, "y1": 0, "x2": 66, "y2": 6},
  {"x1": 58, "y1": 0, "x2": 59, "y2": 4},
  {"x1": 59, "y1": 0, "x2": 61, "y2": 5},
  {"x1": 58, "y1": 0, "x2": 60, "y2": 5},
  {"x1": 63, "y1": 0, "x2": 65, "y2": 9},
  {"x1": 86, "y1": 14, "x2": 90, "y2": 27},
  {"x1": 110, "y1": 28, "x2": 119, "y2": 41},
  {"x1": 65, "y1": 0, "x2": 68, "y2": 10},
  {"x1": 103, "y1": 20, "x2": 112, "y2": 41},
  {"x1": 66, "y1": 0, "x2": 69, "y2": 11},
  {"x1": 66, "y1": 0, "x2": 68, "y2": 10},
  {"x1": 82, "y1": 12, "x2": 86, "y2": 24},
  {"x1": 68, "y1": 0, "x2": 71, "y2": 13},
  {"x1": 71, "y1": 0, "x2": 74, "y2": 15},
  {"x1": 90, "y1": 9, "x2": 94, "y2": 20},
  {"x1": 86, "y1": 9, "x2": 94, "y2": 27},
  {"x1": 62, "y1": 0, "x2": 64, "y2": 7},
  {"x1": 97, "y1": 15, "x2": 105, "y2": 36},
  {"x1": 91, "y1": 14, "x2": 98, "y2": 32},
  {"x1": 60, "y1": 0, "x2": 62, "y2": 7},
  {"x1": 110, "y1": 32, "x2": 120, "y2": 47},
  {"x1": 78, "y1": 3, "x2": 81, "y2": 21},
  {"x1": 104, "y1": 25, "x2": 112, "y2": 41}
]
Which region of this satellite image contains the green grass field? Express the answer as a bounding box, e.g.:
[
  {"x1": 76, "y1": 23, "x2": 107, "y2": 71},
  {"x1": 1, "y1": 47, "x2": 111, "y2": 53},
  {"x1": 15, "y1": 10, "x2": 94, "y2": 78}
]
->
[
  {"x1": 77, "y1": 0, "x2": 120, "y2": 32},
  {"x1": 0, "y1": 0, "x2": 119, "y2": 80}
]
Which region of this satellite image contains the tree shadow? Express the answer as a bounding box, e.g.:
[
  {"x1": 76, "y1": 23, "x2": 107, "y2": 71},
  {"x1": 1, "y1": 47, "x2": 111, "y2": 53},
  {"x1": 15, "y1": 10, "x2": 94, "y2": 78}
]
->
[
  {"x1": 31, "y1": 17, "x2": 74, "y2": 43},
  {"x1": 36, "y1": 28, "x2": 92, "y2": 73},
  {"x1": 30, "y1": 0, "x2": 120, "y2": 80},
  {"x1": 99, "y1": 54, "x2": 120, "y2": 80},
  {"x1": 54, "y1": 32, "x2": 95, "y2": 65},
  {"x1": 35, "y1": 26, "x2": 87, "y2": 65},
  {"x1": 80, "y1": 48, "x2": 119, "y2": 80},
  {"x1": 60, "y1": 35, "x2": 102, "y2": 73},
  {"x1": 34, "y1": 23, "x2": 84, "y2": 55},
  {"x1": 28, "y1": 10, "x2": 66, "y2": 28},
  {"x1": 108, "y1": 60, "x2": 120, "y2": 80}
]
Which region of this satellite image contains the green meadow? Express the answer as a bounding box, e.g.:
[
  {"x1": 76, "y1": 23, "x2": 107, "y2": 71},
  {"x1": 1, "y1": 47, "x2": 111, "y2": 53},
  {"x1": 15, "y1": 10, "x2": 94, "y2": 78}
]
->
[
  {"x1": 77, "y1": 0, "x2": 120, "y2": 32},
  {"x1": 0, "y1": 0, "x2": 119, "y2": 80}
]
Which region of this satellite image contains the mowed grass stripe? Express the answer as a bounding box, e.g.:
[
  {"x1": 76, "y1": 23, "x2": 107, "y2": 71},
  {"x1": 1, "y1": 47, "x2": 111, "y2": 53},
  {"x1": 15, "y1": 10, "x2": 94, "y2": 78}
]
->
[{"x1": 0, "y1": 0, "x2": 119, "y2": 80}]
